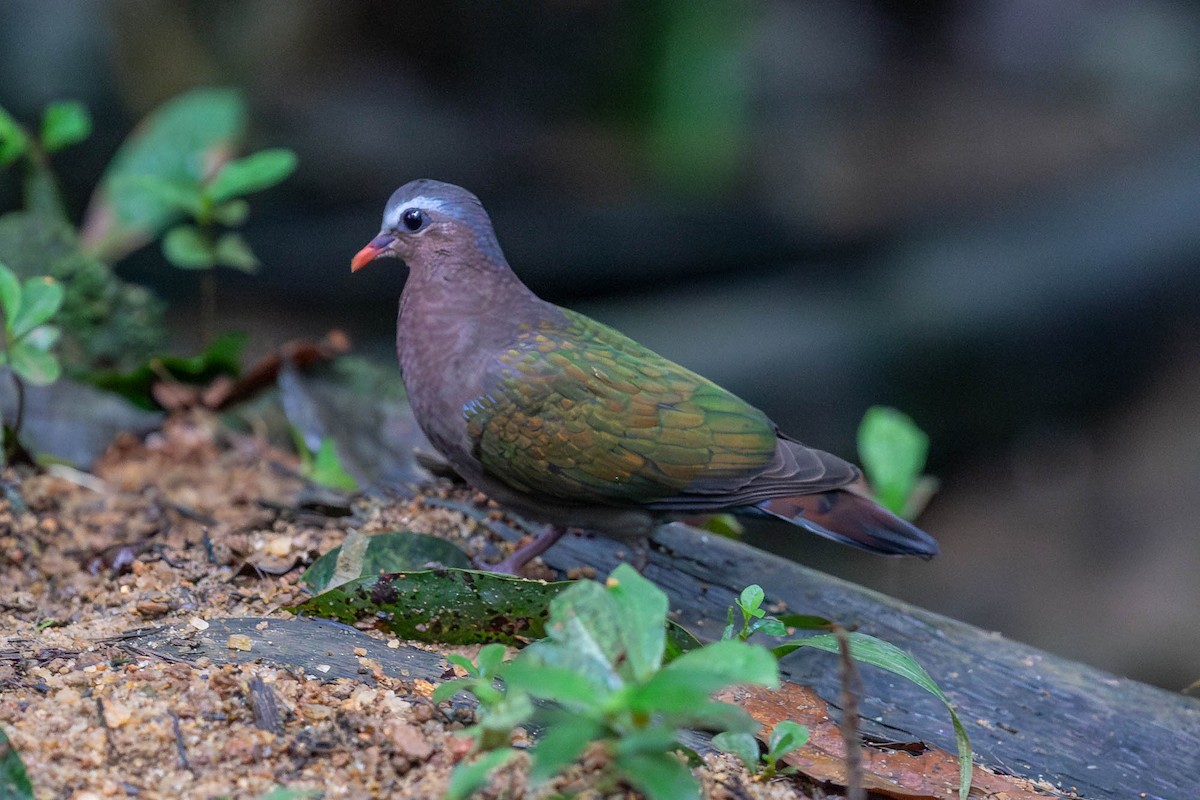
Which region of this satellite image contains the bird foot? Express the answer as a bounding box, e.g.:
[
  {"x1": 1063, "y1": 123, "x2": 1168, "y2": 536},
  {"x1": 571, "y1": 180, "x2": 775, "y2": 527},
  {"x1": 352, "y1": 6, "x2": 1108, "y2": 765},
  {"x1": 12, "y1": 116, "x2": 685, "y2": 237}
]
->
[{"x1": 477, "y1": 525, "x2": 568, "y2": 575}]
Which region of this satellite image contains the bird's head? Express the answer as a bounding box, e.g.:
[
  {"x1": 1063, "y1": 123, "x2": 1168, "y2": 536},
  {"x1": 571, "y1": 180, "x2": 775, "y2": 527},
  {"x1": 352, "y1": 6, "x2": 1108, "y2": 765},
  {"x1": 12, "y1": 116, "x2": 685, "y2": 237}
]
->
[{"x1": 351, "y1": 179, "x2": 505, "y2": 273}]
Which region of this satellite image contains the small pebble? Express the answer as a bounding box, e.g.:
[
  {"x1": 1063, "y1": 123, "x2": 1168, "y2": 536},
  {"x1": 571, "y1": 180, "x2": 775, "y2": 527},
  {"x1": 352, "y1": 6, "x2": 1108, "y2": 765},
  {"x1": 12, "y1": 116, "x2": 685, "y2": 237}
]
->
[{"x1": 226, "y1": 634, "x2": 253, "y2": 652}]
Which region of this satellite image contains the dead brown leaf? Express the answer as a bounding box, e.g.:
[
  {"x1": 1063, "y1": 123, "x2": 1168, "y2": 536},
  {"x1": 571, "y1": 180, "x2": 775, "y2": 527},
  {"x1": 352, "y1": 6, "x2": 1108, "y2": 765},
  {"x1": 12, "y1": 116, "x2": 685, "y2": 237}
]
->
[{"x1": 719, "y1": 682, "x2": 1057, "y2": 800}]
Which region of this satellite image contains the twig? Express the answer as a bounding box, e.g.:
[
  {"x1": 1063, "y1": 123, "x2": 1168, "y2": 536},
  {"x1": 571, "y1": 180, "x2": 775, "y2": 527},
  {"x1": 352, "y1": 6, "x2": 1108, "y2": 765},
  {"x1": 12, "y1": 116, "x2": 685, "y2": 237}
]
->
[
  {"x1": 96, "y1": 697, "x2": 118, "y2": 763},
  {"x1": 202, "y1": 529, "x2": 216, "y2": 565},
  {"x1": 170, "y1": 710, "x2": 192, "y2": 772},
  {"x1": 247, "y1": 675, "x2": 285, "y2": 735},
  {"x1": 833, "y1": 623, "x2": 864, "y2": 800}
]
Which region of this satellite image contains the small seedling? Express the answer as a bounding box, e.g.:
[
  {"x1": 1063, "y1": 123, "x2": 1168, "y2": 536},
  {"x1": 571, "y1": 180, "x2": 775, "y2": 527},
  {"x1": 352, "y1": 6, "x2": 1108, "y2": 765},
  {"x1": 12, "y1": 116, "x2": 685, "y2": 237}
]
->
[
  {"x1": 713, "y1": 719, "x2": 809, "y2": 779},
  {"x1": 437, "y1": 565, "x2": 779, "y2": 800},
  {"x1": 150, "y1": 146, "x2": 296, "y2": 344},
  {"x1": 723, "y1": 584, "x2": 791, "y2": 642},
  {"x1": 433, "y1": 643, "x2": 532, "y2": 752},
  {"x1": 0, "y1": 261, "x2": 64, "y2": 458},
  {"x1": 155, "y1": 146, "x2": 297, "y2": 275},
  {"x1": 0, "y1": 100, "x2": 93, "y2": 224}
]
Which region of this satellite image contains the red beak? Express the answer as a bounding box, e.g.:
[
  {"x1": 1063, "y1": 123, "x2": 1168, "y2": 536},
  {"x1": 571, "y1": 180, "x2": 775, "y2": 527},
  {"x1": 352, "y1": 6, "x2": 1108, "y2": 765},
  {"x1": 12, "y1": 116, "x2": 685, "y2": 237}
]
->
[{"x1": 351, "y1": 233, "x2": 396, "y2": 272}]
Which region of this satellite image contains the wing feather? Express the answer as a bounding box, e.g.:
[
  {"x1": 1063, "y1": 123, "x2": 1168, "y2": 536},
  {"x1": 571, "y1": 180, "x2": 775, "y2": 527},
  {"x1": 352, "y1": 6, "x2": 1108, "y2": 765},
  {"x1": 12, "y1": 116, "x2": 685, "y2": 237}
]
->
[{"x1": 465, "y1": 310, "x2": 856, "y2": 509}]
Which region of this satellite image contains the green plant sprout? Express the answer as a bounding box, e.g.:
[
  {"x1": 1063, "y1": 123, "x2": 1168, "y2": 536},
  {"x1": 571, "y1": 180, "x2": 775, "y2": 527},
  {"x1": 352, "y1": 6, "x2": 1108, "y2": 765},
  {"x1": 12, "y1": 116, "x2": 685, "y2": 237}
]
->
[
  {"x1": 154, "y1": 147, "x2": 297, "y2": 275},
  {"x1": 435, "y1": 643, "x2": 533, "y2": 752},
  {"x1": 712, "y1": 719, "x2": 809, "y2": 780},
  {"x1": 0, "y1": 260, "x2": 64, "y2": 460},
  {"x1": 436, "y1": 564, "x2": 778, "y2": 800},
  {"x1": 149, "y1": 146, "x2": 296, "y2": 343},
  {"x1": 857, "y1": 405, "x2": 938, "y2": 519},
  {"x1": 0, "y1": 100, "x2": 92, "y2": 222}
]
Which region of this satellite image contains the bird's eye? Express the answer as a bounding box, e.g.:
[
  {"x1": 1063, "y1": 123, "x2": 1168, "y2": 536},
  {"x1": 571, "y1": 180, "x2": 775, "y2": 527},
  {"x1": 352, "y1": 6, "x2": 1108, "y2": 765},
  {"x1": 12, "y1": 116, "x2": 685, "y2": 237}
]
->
[{"x1": 402, "y1": 208, "x2": 424, "y2": 231}]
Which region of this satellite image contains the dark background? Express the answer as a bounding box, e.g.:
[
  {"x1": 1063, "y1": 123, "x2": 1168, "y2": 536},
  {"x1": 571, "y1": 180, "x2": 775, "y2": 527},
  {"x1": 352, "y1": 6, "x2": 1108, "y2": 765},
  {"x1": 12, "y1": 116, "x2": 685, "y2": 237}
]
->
[{"x1": 2, "y1": 0, "x2": 1199, "y2": 691}]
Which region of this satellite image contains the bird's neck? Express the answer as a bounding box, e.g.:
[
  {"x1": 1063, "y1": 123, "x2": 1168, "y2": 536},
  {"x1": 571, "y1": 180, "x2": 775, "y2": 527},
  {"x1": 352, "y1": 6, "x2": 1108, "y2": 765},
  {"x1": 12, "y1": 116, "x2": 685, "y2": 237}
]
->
[
  {"x1": 400, "y1": 252, "x2": 536, "y2": 323},
  {"x1": 396, "y1": 252, "x2": 547, "y2": 380}
]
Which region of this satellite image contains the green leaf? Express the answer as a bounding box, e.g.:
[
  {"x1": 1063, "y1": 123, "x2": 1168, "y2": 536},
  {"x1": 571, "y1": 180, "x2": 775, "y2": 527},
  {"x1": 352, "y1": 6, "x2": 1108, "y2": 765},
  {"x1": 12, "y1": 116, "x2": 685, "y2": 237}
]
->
[
  {"x1": 431, "y1": 677, "x2": 470, "y2": 705},
  {"x1": 475, "y1": 642, "x2": 507, "y2": 676},
  {"x1": 748, "y1": 617, "x2": 789, "y2": 637},
  {"x1": 0, "y1": 212, "x2": 168, "y2": 373},
  {"x1": 0, "y1": 725, "x2": 33, "y2": 800},
  {"x1": 663, "y1": 618, "x2": 703, "y2": 662},
  {"x1": 10, "y1": 340, "x2": 61, "y2": 385},
  {"x1": 290, "y1": 568, "x2": 574, "y2": 646},
  {"x1": 776, "y1": 631, "x2": 972, "y2": 800},
  {"x1": 213, "y1": 231, "x2": 260, "y2": 272},
  {"x1": 445, "y1": 748, "x2": 519, "y2": 800},
  {"x1": 738, "y1": 585, "x2": 765, "y2": 618},
  {"x1": 308, "y1": 437, "x2": 357, "y2": 491},
  {"x1": 301, "y1": 530, "x2": 471, "y2": 593},
  {"x1": 774, "y1": 613, "x2": 833, "y2": 631},
  {"x1": 212, "y1": 199, "x2": 250, "y2": 226},
  {"x1": 711, "y1": 731, "x2": 759, "y2": 773},
  {"x1": 544, "y1": 579, "x2": 623, "y2": 666},
  {"x1": 11, "y1": 276, "x2": 63, "y2": 338},
  {"x1": 644, "y1": 639, "x2": 778, "y2": 701},
  {"x1": 122, "y1": 176, "x2": 206, "y2": 216},
  {"x1": 0, "y1": 107, "x2": 28, "y2": 167},
  {"x1": 40, "y1": 101, "x2": 92, "y2": 152},
  {"x1": 698, "y1": 512, "x2": 743, "y2": 538},
  {"x1": 501, "y1": 659, "x2": 609, "y2": 708},
  {"x1": 0, "y1": 262, "x2": 21, "y2": 321},
  {"x1": 767, "y1": 720, "x2": 809, "y2": 760},
  {"x1": 858, "y1": 405, "x2": 929, "y2": 516},
  {"x1": 606, "y1": 563, "x2": 667, "y2": 682},
  {"x1": 528, "y1": 716, "x2": 604, "y2": 785},
  {"x1": 207, "y1": 148, "x2": 297, "y2": 203},
  {"x1": 21, "y1": 324, "x2": 60, "y2": 351},
  {"x1": 474, "y1": 691, "x2": 533, "y2": 734},
  {"x1": 162, "y1": 224, "x2": 215, "y2": 269},
  {"x1": 616, "y1": 751, "x2": 698, "y2": 800},
  {"x1": 515, "y1": 630, "x2": 621, "y2": 693},
  {"x1": 83, "y1": 87, "x2": 247, "y2": 262}
]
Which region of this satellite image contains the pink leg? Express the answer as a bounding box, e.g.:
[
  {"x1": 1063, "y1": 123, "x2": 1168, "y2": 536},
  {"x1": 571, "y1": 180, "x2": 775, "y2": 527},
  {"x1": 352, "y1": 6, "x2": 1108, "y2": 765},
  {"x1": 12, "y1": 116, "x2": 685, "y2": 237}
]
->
[{"x1": 485, "y1": 525, "x2": 568, "y2": 574}]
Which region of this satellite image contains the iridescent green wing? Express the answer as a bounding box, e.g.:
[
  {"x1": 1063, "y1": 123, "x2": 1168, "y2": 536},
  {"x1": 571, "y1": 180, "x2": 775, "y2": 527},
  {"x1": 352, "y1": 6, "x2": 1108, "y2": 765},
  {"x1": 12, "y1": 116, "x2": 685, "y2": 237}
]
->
[{"x1": 464, "y1": 309, "x2": 779, "y2": 505}]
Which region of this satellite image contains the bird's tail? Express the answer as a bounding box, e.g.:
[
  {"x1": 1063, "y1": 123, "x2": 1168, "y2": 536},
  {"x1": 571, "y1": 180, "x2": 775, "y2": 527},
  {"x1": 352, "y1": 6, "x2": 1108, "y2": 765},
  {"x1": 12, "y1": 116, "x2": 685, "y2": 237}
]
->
[{"x1": 755, "y1": 489, "x2": 939, "y2": 558}]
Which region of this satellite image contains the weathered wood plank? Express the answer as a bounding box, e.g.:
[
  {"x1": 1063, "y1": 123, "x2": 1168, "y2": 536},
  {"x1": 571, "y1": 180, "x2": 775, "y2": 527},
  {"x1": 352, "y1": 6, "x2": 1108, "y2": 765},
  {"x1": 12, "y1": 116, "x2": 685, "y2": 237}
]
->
[
  {"x1": 541, "y1": 523, "x2": 1199, "y2": 800},
  {"x1": 117, "y1": 617, "x2": 449, "y2": 685}
]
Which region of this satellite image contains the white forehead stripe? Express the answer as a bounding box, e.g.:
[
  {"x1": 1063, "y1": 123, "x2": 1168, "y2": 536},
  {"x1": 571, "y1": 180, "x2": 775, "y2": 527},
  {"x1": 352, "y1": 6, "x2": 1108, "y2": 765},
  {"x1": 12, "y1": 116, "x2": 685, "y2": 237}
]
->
[{"x1": 383, "y1": 196, "x2": 452, "y2": 229}]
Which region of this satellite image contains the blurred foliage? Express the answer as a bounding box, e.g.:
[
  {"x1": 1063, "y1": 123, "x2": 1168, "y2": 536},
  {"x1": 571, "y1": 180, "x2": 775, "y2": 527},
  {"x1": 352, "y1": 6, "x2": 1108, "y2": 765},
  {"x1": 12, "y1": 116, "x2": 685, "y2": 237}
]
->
[
  {"x1": 0, "y1": 212, "x2": 165, "y2": 372},
  {"x1": 857, "y1": 405, "x2": 938, "y2": 520},
  {"x1": 0, "y1": 724, "x2": 33, "y2": 800},
  {"x1": 0, "y1": 260, "x2": 65, "y2": 462},
  {"x1": 80, "y1": 88, "x2": 247, "y2": 263},
  {"x1": 87, "y1": 330, "x2": 246, "y2": 411},
  {"x1": 0, "y1": 87, "x2": 296, "y2": 377},
  {"x1": 0, "y1": 261, "x2": 65, "y2": 387},
  {"x1": 293, "y1": 433, "x2": 359, "y2": 493},
  {"x1": 73, "y1": 87, "x2": 295, "y2": 274},
  {"x1": 647, "y1": 0, "x2": 749, "y2": 193},
  {"x1": 155, "y1": 147, "x2": 296, "y2": 273}
]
